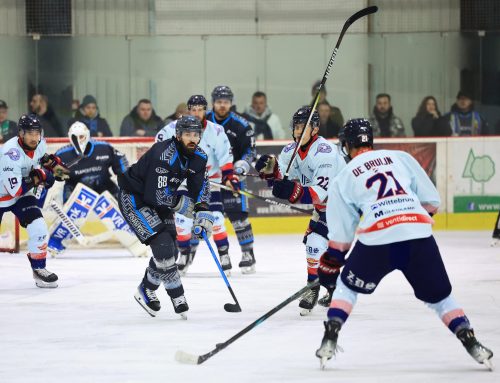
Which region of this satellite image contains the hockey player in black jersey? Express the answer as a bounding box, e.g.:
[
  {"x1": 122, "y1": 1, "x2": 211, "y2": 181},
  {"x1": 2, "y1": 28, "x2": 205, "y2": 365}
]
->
[
  {"x1": 55, "y1": 121, "x2": 129, "y2": 202},
  {"x1": 118, "y1": 115, "x2": 213, "y2": 318},
  {"x1": 206, "y1": 85, "x2": 257, "y2": 273}
]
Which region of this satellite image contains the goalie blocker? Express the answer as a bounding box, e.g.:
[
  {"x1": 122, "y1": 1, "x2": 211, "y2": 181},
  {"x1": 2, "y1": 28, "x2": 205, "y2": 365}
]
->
[{"x1": 47, "y1": 183, "x2": 148, "y2": 257}]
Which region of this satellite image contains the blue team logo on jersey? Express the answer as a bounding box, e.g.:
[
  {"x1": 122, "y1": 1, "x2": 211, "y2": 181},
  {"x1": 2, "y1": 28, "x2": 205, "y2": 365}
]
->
[
  {"x1": 5, "y1": 148, "x2": 20, "y2": 161},
  {"x1": 284, "y1": 142, "x2": 296, "y2": 153},
  {"x1": 315, "y1": 143, "x2": 332, "y2": 156}
]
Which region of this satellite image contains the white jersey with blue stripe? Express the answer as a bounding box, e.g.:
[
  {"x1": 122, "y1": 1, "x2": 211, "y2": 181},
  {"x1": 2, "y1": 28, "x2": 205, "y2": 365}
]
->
[
  {"x1": 156, "y1": 119, "x2": 233, "y2": 183},
  {"x1": 326, "y1": 149, "x2": 440, "y2": 249},
  {"x1": 0, "y1": 136, "x2": 47, "y2": 207},
  {"x1": 277, "y1": 136, "x2": 346, "y2": 210}
]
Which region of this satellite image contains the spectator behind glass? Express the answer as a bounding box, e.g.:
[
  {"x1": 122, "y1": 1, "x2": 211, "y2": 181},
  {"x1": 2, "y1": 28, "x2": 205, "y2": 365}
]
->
[
  {"x1": 311, "y1": 80, "x2": 344, "y2": 129},
  {"x1": 164, "y1": 102, "x2": 188, "y2": 125},
  {"x1": 29, "y1": 93, "x2": 64, "y2": 137},
  {"x1": 444, "y1": 90, "x2": 488, "y2": 136},
  {"x1": 242, "y1": 91, "x2": 285, "y2": 139},
  {"x1": 120, "y1": 99, "x2": 163, "y2": 137},
  {"x1": 68, "y1": 95, "x2": 113, "y2": 137},
  {"x1": 317, "y1": 101, "x2": 341, "y2": 138},
  {"x1": 368, "y1": 93, "x2": 406, "y2": 137},
  {"x1": 411, "y1": 96, "x2": 451, "y2": 137},
  {"x1": 0, "y1": 100, "x2": 17, "y2": 143}
]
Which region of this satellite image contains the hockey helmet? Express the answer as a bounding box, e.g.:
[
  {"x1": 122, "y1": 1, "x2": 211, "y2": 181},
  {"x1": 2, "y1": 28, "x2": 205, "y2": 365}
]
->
[
  {"x1": 68, "y1": 121, "x2": 91, "y2": 154},
  {"x1": 211, "y1": 85, "x2": 234, "y2": 103}
]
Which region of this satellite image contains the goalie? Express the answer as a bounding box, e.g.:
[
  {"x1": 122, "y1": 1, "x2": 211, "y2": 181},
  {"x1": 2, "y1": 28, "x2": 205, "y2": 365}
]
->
[{"x1": 47, "y1": 122, "x2": 146, "y2": 257}]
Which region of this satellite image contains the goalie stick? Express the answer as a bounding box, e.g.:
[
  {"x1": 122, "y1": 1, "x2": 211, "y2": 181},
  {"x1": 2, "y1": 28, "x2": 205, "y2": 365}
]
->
[
  {"x1": 283, "y1": 5, "x2": 378, "y2": 179},
  {"x1": 210, "y1": 181, "x2": 313, "y2": 215},
  {"x1": 175, "y1": 280, "x2": 319, "y2": 365}
]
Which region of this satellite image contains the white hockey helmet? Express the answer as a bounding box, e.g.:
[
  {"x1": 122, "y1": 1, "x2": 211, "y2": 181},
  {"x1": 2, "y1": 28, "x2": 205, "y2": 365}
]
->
[{"x1": 68, "y1": 121, "x2": 90, "y2": 154}]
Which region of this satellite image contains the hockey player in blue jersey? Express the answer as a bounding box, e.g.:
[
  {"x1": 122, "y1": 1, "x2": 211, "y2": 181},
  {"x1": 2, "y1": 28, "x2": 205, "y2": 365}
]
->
[
  {"x1": 118, "y1": 115, "x2": 213, "y2": 318},
  {"x1": 0, "y1": 114, "x2": 66, "y2": 287},
  {"x1": 255, "y1": 106, "x2": 346, "y2": 315},
  {"x1": 206, "y1": 85, "x2": 257, "y2": 273},
  {"x1": 315, "y1": 119, "x2": 493, "y2": 369}
]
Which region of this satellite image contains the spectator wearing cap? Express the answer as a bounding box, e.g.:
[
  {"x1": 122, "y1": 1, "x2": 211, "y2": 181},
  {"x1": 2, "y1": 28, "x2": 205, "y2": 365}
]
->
[
  {"x1": 120, "y1": 99, "x2": 163, "y2": 137},
  {"x1": 242, "y1": 91, "x2": 285, "y2": 140},
  {"x1": 411, "y1": 96, "x2": 451, "y2": 137},
  {"x1": 0, "y1": 100, "x2": 17, "y2": 143},
  {"x1": 164, "y1": 102, "x2": 188, "y2": 125},
  {"x1": 29, "y1": 93, "x2": 64, "y2": 137},
  {"x1": 443, "y1": 90, "x2": 488, "y2": 136},
  {"x1": 311, "y1": 80, "x2": 344, "y2": 129},
  {"x1": 368, "y1": 93, "x2": 406, "y2": 137},
  {"x1": 68, "y1": 94, "x2": 113, "y2": 137}
]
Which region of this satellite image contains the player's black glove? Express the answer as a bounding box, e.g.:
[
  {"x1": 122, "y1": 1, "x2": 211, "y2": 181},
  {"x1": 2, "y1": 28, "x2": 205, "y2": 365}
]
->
[
  {"x1": 40, "y1": 153, "x2": 70, "y2": 181},
  {"x1": 255, "y1": 154, "x2": 280, "y2": 180},
  {"x1": 272, "y1": 179, "x2": 304, "y2": 203},
  {"x1": 317, "y1": 248, "x2": 346, "y2": 290}
]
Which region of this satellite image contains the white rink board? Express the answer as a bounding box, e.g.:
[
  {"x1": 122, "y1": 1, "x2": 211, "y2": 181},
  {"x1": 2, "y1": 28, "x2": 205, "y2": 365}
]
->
[{"x1": 1, "y1": 232, "x2": 499, "y2": 383}]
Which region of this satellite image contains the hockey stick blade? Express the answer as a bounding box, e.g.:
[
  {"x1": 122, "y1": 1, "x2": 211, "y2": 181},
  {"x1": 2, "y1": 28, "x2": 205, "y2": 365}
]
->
[
  {"x1": 175, "y1": 350, "x2": 201, "y2": 365},
  {"x1": 224, "y1": 303, "x2": 242, "y2": 313}
]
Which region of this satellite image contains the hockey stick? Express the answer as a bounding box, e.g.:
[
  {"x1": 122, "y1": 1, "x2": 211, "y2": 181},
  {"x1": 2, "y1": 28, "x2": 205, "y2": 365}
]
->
[
  {"x1": 197, "y1": 230, "x2": 242, "y2": 313},
  {"x1": 175, "y1": 280, "x2": 319, "y2": 365},
  {"x1": 283, "y1": 5, "x2": 378, "y2": 179},
  {"x1": 210, "y1": 181, "x2": 313, "y2": 215}
]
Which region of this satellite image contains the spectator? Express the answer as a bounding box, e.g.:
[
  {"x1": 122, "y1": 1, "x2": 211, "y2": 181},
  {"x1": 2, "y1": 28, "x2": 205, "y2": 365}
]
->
[
  {"x1": 317, "y1": 101, "x2": 341, "y2": 138},
  {"x1": 311, "y1": 80, "x2": 344, "y2": 128},
  {"x1": 411, "y1": 96, "x2": 451, "y2": 137},
  {"x1": 164, "y1": 102, "x2": 188, "y2": 125},
  {"x1": 444, "y1": 90, "x2": 488, "y2": 136},
  {"x1": 29, "y1": 93, "x2": 64, "y2": 137},
  {"x1": 242, "y1": 91, "x2": 285, "y2": 140},
  {"x1": 0, "y1": 100, "x2": 17, "y2": 143},
  {"x1": 368, "y1": 93, "x2": 406, "y2": 137},
  {"x1": 68, "y1": 95, "x2": 113, "y2": 137},
  {"x1": 120, "y1": 99, "x2": 163, "y2": 137}
]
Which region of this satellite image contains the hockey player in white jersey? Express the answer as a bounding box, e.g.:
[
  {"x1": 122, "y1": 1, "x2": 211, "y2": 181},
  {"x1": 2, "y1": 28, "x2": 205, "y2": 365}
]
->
[
  {"x1": 0, "y1": 114, "x2": 67, "y2": 287},
  {"x1": 315, "y1": 119, "x2": 493, "y2": 369},
  {"x1": 156, "y1": 95, "x2": 237, "y2": 274},
  {"x1": 255, "y1": 106, "x2": 346, "y2": 315}
]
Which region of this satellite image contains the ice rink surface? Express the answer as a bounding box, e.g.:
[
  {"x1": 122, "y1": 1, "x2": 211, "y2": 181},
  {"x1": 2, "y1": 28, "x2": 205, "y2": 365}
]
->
[{"x1": 1, "y1": 231, "x2": 499, "y2": 383}]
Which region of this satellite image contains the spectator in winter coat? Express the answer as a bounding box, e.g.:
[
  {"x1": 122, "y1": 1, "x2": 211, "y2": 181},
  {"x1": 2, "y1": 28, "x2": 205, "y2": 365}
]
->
[
  {"x1": 242, "y1": 91, "x2": 285, "y2": 140},
  {"x1": 29, "y1": 93, "x2": 64, "y2": 137},
  {"x1": 368, "y1": 93, "x2": 406, "y2": 137},
  {"x1": 311, "y1": 80, "x2": 344, "y2": 129},
  {"x1": 317, "y1": 101, "x2": 341, "y2": 138},
  {"x1": 164, "y1": 103, "x2": 188, "y2": 125},
  {"x1": 411, "y1": 96, "x2": 451, "y2": 137},
  {"x1": 68, "y1": 95, "x2": 113, "y2": 137},
  {"x1": 120, "y1": 99, "x2": 163, "y2": 137},
  {"x1": 443, "y1": 90, "x2": 488, "y2": 136},
  {"x1": 0, "y1": 100, "x2": 17, "y2": 143}
]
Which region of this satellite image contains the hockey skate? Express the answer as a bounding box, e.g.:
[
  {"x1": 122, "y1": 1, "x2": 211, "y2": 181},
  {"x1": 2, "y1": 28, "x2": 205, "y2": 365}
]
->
[
  {"x1": 299, "y1": 283, "x2": 320, "y2": 316},
  {"x1": 316, "y1": 320, "x2": 343, "y2": 369},
  {"x1": 219, "y1": 253, "x2": 232, "y2": 277},
  {"x1": 134, "y1": 283, "x2": 161, "y2": 317},
  {"x1": 32, "y1": 268, "x2": 58, "y2": 288},
  {"x1": 171, "y1": 295, "x2": 189, "y2": 320},
  {"x1": 456, "y1": 328, "x2": 494, "y2": 370},
  {"x1": 318, "y1": 287, "x2": 335, "y2": 307},
  {"x1": 238, "y1": 250, "x2": 256, "y2": 274}
]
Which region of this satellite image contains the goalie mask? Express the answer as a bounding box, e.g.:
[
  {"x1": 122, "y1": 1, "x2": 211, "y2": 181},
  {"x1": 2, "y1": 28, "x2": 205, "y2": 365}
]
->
[{"x1": 68, "y1": 121, "x2": 90, "y2": 154}]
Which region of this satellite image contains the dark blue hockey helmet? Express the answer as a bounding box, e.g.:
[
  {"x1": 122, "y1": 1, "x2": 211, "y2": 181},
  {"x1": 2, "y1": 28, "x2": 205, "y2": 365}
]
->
[
  {"x1": 18, "y1": 114, "x2": 42, "y2": 133},
  {"x1": 211, "y1": 85, "x2": 234, "y2": 103},
  {"x1": 175, "y1": 115, "x2": 203, "y2": 137},
  {"x1": 187, "y1": 95, "x2": 208, "y2": 110},
  {"x1": 340, "y1": 118, "x2": 373, "y2": 152}
]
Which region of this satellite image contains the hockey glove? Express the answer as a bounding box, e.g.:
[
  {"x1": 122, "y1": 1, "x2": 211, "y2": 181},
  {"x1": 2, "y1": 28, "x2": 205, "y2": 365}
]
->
[
  {"x1": 272, "y1": 179, "x2": 303, "y2": 203},
  {"x1": 234, "y1": 160, "x2": 251, "y2": 176},
  {"x1": 255, "y1": 154, "x2": 280, "y2": 180},
  {"x1": 172, "y1": 195, "x2": 194, "y2": 219},
  {"x1": 318, "y1": 248, "x2": 346, "y2": 290},
  {"x1": 222, "y1": 173, "x2": 241, "y2": 192},
  {"x1": 193, "y1": 210, "x2": 215, "y2": 238},
  {"x1": 41, "y1": 153, "x2": 70, "y2": 181}
]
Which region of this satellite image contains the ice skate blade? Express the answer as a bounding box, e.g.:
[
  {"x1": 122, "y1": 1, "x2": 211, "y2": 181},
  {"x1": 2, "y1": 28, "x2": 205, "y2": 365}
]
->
[
  {"x1": 35, "y1": 280, "x2": 58, "y2": 288},
  {"x1": 134, "y1": 292, "x2": 158, "y2": 317},
  {"x1": 240, "y1": 265, "x2": 256, "y2": 275}
]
